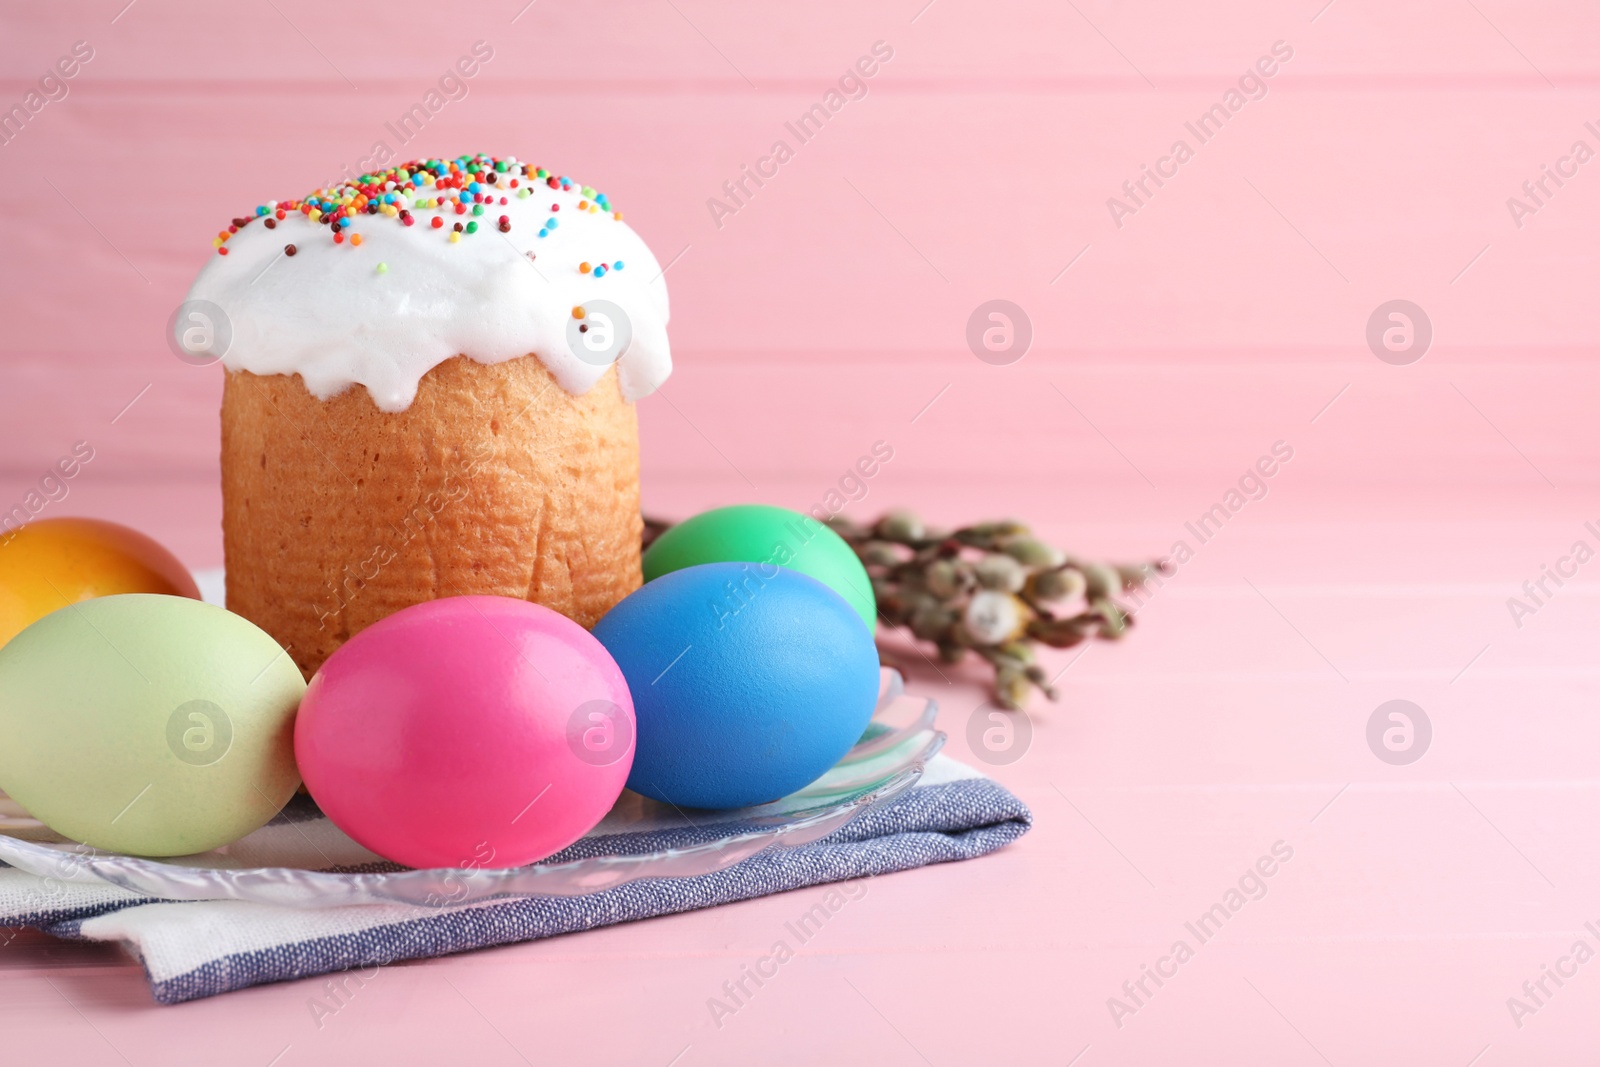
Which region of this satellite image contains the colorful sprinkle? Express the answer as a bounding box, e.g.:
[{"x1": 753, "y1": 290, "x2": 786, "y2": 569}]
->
[
  {"x1": 204, "y1": 154, "x2": 625, "y2": 254},
  {"x1": 376, "y1": 262, "x2": 389, "y2": 274},
  {"x1": 285, "y1": 244, "x2": 297, "y2": 256}
]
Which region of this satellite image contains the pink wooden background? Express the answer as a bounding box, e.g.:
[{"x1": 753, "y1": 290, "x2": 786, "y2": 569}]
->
[{"x1": 4, "y1": 0, "x2": 1600, "y2": 1063}]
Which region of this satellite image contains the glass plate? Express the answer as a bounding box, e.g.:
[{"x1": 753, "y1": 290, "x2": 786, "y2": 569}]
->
[{"x1": 0, "y1": 669, "x2": 944, "y2": 909}]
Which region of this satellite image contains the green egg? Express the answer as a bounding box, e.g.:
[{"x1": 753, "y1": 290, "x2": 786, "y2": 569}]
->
[
  {"x1": 643, "y1": 504, "x2": 876, "y2": 630},
  {"x1": 0, "y1": 593, "x2": 303, "y2": 857}
]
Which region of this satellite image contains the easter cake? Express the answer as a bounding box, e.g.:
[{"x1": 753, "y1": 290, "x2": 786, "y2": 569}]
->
[{"x1": 182, "y1": 154, "x2": 671, "y2": 677}]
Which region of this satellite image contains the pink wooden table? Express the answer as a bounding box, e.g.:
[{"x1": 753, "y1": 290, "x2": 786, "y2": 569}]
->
[{"x1": 4, "y1": 1, "x2": 1600, "y2": 1062}]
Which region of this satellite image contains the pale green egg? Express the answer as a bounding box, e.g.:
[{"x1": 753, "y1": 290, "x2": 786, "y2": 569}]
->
[{"x1": 0, "y1": 593, "x2": 303, "y2": 856}]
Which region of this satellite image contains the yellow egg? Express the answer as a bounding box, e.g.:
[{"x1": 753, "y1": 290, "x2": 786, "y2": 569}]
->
[
  {"x1": 0, "y1": 518, "x2": 200, "y2": 649},
  {"x1": 0, "y1": 594, "x2": 302, "y2": 856}
]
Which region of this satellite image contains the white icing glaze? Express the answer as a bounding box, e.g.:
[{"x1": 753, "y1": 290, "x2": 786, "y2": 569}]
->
[{"x1": 183, "y1": 159, "x2": 670, "y2": 411}]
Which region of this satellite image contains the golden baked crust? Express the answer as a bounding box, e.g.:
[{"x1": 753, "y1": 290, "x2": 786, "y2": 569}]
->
[{"x1": 222, "y1": 356, "x2": 642, "y2": 678}]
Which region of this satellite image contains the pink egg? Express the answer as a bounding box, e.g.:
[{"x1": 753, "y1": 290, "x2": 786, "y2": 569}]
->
[{"x1": 295, "y1": 596, "x2": 635, "y2": 869}]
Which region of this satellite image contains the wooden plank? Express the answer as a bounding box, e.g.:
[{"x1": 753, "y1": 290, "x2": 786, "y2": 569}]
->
[{"x1": 4, "y1": 0, "x2": 1597, "y2": 84}]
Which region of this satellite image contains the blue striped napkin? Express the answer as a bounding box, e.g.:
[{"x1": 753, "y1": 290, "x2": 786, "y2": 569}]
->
[{"x1": 0, "y1": 756, "x2": 1029, "y2": 1003}]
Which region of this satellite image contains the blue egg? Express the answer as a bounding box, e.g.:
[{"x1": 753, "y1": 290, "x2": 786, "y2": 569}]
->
[{"x1": 593, "y1": 562, "x2": 880, "y2": 810}]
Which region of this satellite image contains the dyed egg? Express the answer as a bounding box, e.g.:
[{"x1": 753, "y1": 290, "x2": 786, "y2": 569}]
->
[
  {"x1": 0, "y1": 594, "x2": 303, "y2": 856},
  {"x1": 0, "y1": 518, "x2": 201, "y2": 649},
  {"x1": 295, "y1": 596, "x2": 635, "y2": 869},
  {"x1": 593, "y1": 562, "x2": 880, "y2": 810},
  {"x1": 643, "y1": 504, "x2": 876, "y2": 631}
]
